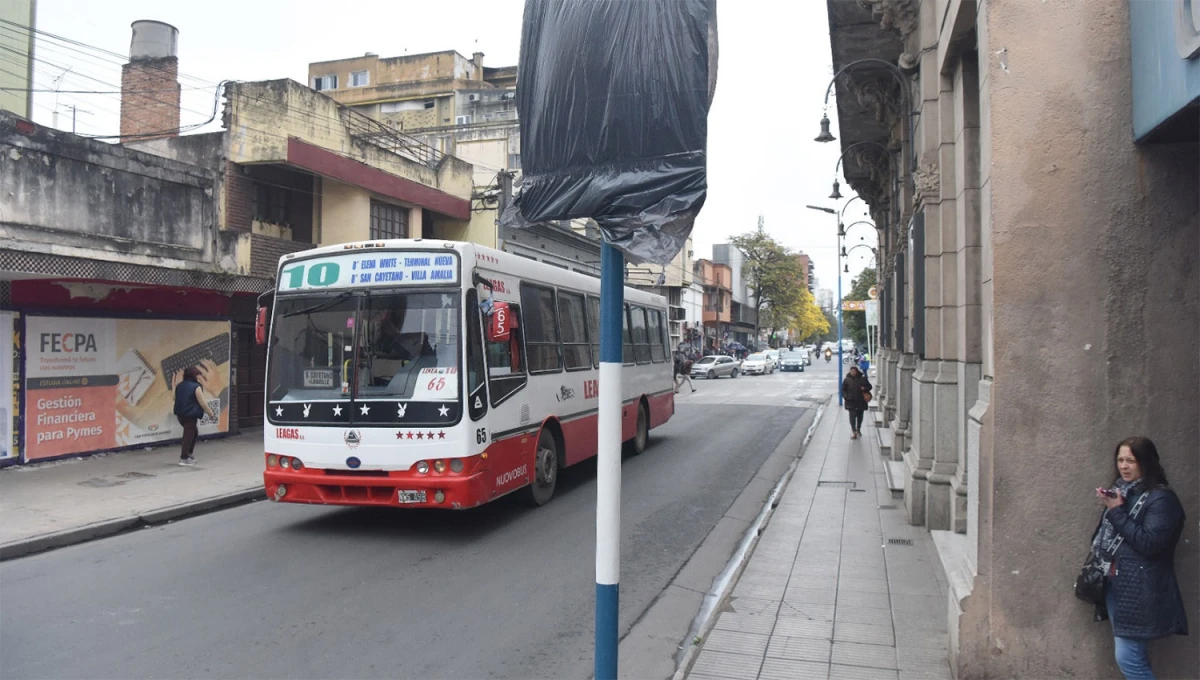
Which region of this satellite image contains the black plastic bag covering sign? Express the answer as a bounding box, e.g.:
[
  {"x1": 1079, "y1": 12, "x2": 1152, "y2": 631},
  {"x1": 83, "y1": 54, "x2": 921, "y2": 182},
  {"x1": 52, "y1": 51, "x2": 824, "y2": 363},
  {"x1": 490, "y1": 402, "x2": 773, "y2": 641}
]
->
[{"x1": 501, "y1": 0, "x2": 718, "y2": 265}]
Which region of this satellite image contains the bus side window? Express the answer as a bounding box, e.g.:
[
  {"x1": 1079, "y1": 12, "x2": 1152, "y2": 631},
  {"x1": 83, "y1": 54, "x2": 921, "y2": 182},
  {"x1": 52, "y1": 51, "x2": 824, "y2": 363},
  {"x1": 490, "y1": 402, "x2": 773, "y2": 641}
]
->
[
  {"x1": 486, "y1": 302, "x2": 528, "y2": 406},
  {"x1": 586, "y1": 295, "x2": 601, "y2": 368},
  {"x1": 648, "y1": 308, "x2": 666, "y2": 363},
  {"x1": 466, "y1": 289, "x2": 488, "y2": 421},
  {"x1": 622, "y1": 304, "x2": 634, "y2": 365}
]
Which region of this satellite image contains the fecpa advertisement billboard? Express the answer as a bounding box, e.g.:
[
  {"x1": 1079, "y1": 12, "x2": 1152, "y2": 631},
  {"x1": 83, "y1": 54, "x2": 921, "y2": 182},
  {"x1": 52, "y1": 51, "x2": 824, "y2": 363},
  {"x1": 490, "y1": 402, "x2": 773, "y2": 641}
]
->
[{"x1": 24, "y1": 316, "x2": 232, "y2": 461}]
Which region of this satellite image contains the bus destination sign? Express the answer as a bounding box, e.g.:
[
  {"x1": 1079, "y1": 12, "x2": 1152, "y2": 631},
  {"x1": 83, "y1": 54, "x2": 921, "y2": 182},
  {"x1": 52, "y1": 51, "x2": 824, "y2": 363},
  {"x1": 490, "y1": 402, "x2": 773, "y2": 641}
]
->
[{"x1": 279, "y1": 251, "x2": 459, "y2": 291}]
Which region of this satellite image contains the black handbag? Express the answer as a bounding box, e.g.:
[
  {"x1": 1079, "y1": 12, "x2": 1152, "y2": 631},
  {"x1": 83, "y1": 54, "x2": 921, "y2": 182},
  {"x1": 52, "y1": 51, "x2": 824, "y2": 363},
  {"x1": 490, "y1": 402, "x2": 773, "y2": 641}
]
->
[{"x1": 1074, "y1": 491, "x2": 1148, "y2": 604}]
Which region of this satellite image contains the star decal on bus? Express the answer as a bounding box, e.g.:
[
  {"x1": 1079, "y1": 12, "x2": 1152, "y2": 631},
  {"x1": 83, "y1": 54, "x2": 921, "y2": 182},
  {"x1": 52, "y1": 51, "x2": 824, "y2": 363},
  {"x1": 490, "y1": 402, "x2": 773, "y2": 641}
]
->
[
  {"x1": 416, "y1": 431, "x2": 426, "y2": 440},
  {"x1": 274, "y1": 406, "x2": 283, "y2": 417},
  {"x1": 438, "y1": 431, "x2": 446, "y2": 439},
  {"x1": 438, "y1": 405, "x2": 450, "y2": 417},
  {"x1": 332, "y1": 405, "x2": 343, "y2": 416},
  {"x1": 360, "y1": 404, "x2": 371, "y2": 415}
]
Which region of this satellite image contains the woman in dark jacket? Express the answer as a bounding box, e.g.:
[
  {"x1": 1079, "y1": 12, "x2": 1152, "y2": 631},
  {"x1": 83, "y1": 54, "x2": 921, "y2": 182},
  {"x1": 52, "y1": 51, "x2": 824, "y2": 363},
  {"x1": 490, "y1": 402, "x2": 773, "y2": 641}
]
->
[
  {"x1": 841, "y1": 365, "x2": 872, "y2": 440},
  {"x1": 173, "y1": 366, "x2": 217, "y2": 466},
  {"x1": 1092, "y1": 436, "x2": 1187, "y2": 679}
]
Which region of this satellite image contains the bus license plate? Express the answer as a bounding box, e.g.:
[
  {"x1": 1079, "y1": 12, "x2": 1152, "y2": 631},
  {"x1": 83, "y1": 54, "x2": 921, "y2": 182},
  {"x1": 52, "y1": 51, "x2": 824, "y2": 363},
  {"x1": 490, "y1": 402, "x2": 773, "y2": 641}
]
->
[{"x1": 397, "y1": 490, "x2": 426, "y2": 504}]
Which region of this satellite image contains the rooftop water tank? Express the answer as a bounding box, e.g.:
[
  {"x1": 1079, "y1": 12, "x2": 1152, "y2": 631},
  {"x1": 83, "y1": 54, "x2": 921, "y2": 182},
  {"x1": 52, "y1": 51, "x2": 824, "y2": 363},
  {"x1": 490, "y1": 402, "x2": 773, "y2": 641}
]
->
[{"x1": 129, "y1": 20, "x2": 178, "y2": 60}]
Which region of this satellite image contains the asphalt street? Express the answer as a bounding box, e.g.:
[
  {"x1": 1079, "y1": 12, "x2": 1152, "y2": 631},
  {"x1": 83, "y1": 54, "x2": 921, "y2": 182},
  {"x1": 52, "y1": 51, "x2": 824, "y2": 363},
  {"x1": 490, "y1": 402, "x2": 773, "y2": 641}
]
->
[{"x1": 0, "y1": 361, "x2": 839, "y2": 680}]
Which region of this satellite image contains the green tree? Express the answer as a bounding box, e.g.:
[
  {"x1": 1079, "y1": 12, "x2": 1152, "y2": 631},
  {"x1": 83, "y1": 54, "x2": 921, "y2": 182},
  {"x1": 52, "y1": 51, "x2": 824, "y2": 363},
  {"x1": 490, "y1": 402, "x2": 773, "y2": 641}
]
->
[
  {"x1": 841, "y1": 267, "x2": 877, "y2": 347},
  {"x1": 730, "y1": 217, "x2": 807, "y2": 342}
]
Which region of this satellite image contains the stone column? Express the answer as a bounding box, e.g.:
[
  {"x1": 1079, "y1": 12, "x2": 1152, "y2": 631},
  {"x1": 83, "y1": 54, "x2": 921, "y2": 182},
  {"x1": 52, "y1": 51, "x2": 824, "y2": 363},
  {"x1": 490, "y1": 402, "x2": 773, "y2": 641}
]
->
[
  {"x1": 951, "y1": 51, "x2": 983, "y2": 535},
  {"x1": 924, "y1": 70, "x2": 961, "y2": 533},
  {"x1": 904, "y1": 38, "x2": 946, "y2": 527}
]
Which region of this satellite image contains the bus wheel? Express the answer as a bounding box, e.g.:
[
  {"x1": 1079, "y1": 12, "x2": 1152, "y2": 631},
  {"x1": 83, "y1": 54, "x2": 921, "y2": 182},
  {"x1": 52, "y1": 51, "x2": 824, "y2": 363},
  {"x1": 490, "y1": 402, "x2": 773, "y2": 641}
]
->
[
  {"x1": 523, "y1": 428, "x2": 559, "y2": 506},
  {"x1": 625, "y1": 401, "x2": 649, "y2": 456}
]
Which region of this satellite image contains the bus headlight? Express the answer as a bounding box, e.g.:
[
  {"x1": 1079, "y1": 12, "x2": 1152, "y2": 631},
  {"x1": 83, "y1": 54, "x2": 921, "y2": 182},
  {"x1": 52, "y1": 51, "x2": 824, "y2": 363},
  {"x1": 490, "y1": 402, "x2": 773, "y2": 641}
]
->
[
  {"x1": 267, "y1": 454, "x2": 279, "y2": 467},
  {"x1": 273, "y1": 484, "x2": 287, "y2": 500},
  {"x1": 449, "y1": 459, "x2": 464, "y2": 473},
  {"x1": 416, "y1": 461, "x2": 429, "y2": 475},
  {"x1": 291, "y1": 458, "x2": 304, "y2": 471},
  {"x1": 280, "y1": 457, "x2": 291, "y2": 469},
  {"x1": 433, "y1": 460, "x2": 446, "y2": 473}
]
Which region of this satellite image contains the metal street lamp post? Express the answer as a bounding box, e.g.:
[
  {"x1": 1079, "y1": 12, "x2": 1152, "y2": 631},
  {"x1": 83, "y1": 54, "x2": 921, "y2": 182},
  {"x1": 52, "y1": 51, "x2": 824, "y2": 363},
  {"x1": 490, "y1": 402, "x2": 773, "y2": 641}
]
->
[{"x1": 806, "y1": 204, "x2": 844, "y2": 405}]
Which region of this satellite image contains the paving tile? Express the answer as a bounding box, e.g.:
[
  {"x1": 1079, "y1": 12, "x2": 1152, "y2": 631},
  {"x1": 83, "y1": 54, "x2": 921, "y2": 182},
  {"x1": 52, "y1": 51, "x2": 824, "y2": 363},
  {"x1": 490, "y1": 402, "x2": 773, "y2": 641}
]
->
[
  {"x1": 759, "y1": 657, "x2": 831, "y2": 680},
  {"x1": 735, "y1": 580, "x2": 789, "y2": 600},
  {"x1": 779, "y1": 600, "x2": 836, "y2": 622},
  {"x1": 836, "y1": 577, "x2": 890, "y2": 594},
  {"x1": 834, "y1": 604, "x2": 894, "y2": 627},
  {"x1": 703, "y1": 628, "x2": 770, "y2": 657},
  {"x1": 728, "y1": 596, "x2": 781, "y2": 615},
  {"x1": 767, "y1": 634, "x2": 833, "y2": 663},
  {"x1": 790, "y1": 574, "x2": 838, "y2": 590},
  {"x1": 896, "y1": 644, "x2": 949, "y2": 670},
  {"x1": 715, "y1": 611, "x2": 779, "y2": 636},
  {"x1": 897, "y1": 665, "x2": 953, "y2": 680},
  {"x1": 831, "y1": 641, "x2": 898, "y2": 670},
  {"x1": 784, "y1": 586, "x2": 839, "y2": 606},
  {"x1": 894, "y1": 629, "x2": 949, "y2": 651},
  {"x1": 830, "y1": 663, "x2": 899, "y2": 680},
  {"x1": 689, "y1": 649, "x2": 762, "y2": 680},
  {"x1": 838, "y1": 564, "x2": 888, "y2": 579},
  {"x1": 833, "y1": 621, "x2": 895, "y2": 646},
  {"x1": 887, "y1": 579, "x2": 943, "y2": 596},
  {"x1": 836, "y1": 589, "x2": 892, "y2": 610},
  {"x1": 774, "y1": 614, "x2": 835, "y2": 640}
]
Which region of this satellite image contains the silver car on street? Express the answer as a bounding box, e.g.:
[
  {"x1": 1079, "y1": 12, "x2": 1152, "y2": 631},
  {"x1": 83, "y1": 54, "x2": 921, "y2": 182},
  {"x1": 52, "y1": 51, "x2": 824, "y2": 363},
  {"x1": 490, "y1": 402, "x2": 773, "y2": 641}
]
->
[{"x1": 691, "y1": 355, "x2": 740, "y2": 379}]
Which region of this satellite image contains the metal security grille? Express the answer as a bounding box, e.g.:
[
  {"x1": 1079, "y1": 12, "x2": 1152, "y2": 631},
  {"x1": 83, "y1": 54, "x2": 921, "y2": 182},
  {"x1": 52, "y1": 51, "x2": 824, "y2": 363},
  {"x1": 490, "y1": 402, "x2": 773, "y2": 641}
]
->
[
  {"x1": 887, "y1": 538, "x2": 914, "y2": 546},
  {"x1": 0, "y1": 250, "x2": 271, "y2": 294},
  {"x1": 817, "y1": 481, "x2": 857, "y2": 488}
]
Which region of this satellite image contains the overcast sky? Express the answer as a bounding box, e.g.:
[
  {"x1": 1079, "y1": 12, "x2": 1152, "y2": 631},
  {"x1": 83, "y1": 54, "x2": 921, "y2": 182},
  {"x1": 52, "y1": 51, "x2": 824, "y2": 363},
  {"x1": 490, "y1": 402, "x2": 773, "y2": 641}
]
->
[{"x1": 25, "y1": 0, "x2": 876, "y2": 293}]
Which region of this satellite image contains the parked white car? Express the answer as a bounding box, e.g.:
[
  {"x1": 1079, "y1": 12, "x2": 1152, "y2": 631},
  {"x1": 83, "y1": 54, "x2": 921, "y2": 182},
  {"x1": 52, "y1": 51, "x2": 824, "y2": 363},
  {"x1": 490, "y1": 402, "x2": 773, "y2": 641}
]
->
[
  {"x1": 763, "y1": 349, "x2": 780, "y2": 370},
  {"x1": 741, "y1": 353, "x2": 774, "y2": 375}
]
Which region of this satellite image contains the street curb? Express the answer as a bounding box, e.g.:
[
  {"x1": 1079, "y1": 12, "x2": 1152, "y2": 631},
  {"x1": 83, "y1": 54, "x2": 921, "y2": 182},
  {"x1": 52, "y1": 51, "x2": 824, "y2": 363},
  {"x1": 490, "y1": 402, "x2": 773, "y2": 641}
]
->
[
  {"x1": 0, "y1": 486, "x2": 265, "y2": 561},
  {"x1": 671, "y1": 400, "x2": 829, "y2": 680}
]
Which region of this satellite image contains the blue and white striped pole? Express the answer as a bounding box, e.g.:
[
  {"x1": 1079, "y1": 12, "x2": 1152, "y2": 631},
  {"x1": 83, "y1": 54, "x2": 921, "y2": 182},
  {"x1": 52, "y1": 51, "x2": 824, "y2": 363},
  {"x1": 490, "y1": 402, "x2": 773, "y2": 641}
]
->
[
  {"x1": 596, "y1": 241, "x2": 623, "y2": 680},
  {"x1": 837, "y1": 234, "x2": 844, "y2": 406}
]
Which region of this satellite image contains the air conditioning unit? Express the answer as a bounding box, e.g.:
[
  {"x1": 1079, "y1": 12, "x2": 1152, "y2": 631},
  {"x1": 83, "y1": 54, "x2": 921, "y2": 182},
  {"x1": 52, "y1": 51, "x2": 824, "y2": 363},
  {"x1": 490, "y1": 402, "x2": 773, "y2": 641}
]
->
[{"x1": 467, "y1": 93, "x2": 481, "y2": 102}]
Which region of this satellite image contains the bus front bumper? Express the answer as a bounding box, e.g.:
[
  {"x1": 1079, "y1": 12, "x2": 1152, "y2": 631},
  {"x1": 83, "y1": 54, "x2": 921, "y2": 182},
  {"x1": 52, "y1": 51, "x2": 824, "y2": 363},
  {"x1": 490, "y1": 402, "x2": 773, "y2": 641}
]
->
[{"x1": 263, "y1": 468, "x2": 493, "y2": 509}]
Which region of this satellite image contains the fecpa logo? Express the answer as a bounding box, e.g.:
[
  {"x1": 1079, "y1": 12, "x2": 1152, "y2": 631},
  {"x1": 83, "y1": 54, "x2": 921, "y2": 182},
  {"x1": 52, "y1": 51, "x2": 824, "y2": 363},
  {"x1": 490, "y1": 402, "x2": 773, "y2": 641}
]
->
[
  {"x1": 40, "y1": 333, "x2": 98, "y2": 353},
  {"x1": 346, "y1": 456, "x2": 361, "y2": 469},
  {"x1": 344, "y1": 429, "x2": 362, "y2": 449}
]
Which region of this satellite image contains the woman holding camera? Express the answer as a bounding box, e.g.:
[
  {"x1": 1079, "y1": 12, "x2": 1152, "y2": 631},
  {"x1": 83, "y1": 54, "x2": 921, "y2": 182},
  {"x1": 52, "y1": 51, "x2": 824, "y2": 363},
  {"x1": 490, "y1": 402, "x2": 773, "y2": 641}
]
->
[{"x1": 1090, "y1": 436, "x2": 1187, "y2": 679}]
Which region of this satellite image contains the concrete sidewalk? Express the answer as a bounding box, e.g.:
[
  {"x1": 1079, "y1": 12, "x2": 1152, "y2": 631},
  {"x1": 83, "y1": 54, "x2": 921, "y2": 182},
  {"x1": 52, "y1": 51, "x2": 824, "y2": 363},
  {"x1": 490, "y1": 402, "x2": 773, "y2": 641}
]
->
[
  {"x1": 680, "y1": 404, "x2": 952, "y2": 680},
  {"x1": 0, "y1": 433, "x2": 265, "y2": 559}
]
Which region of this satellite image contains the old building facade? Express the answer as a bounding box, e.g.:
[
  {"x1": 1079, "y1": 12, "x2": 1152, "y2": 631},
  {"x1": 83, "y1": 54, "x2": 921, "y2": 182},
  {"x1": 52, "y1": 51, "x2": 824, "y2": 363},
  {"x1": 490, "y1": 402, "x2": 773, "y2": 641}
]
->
[
  {"x1": 824, "y1": 0, "x2": 1198, "y2": 676},
  {"x1": 0, "y1": 23, "x2": 478, "y2": 466}
]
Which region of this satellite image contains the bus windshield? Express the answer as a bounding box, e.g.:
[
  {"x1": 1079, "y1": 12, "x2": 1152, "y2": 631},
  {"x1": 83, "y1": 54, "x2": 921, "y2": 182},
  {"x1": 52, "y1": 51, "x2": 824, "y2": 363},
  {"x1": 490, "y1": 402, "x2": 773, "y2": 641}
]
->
[{"x1": 267, "y1": 291, "x2": 460, "y2": 402}]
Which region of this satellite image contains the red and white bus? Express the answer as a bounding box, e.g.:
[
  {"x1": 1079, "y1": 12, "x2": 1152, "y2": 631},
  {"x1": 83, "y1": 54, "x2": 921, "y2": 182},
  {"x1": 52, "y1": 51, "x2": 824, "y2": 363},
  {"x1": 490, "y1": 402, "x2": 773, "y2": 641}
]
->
[{"x1": 259, "y1": 239, "x2": 675, "y2": 508}]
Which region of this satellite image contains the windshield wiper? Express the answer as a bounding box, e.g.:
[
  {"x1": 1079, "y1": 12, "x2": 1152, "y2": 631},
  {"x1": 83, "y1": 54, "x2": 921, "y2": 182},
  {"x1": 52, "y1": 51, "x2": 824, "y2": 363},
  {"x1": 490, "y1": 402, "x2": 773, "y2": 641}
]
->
[{"x1": 281, "y1": 291, "x2": 353, "y2": 318}]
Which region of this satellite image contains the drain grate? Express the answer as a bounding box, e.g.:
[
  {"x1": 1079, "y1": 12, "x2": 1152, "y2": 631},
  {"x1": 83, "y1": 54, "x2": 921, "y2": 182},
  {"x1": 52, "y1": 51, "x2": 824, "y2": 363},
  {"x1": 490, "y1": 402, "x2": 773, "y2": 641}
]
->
[
  {"x1": 817, "y1": 481, "x2": 856, "y2": 488},
  {"x1": 887, "y1": 538, "x2": 914, "y2": 546}
]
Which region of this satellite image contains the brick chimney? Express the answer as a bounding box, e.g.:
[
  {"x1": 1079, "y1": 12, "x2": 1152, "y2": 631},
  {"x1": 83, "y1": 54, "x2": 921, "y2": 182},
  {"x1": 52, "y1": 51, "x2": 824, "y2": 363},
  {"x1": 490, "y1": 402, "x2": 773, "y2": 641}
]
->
[
  {"x1": 120, "y1": 21, "x2": 181, "y2": 143},
  {"x1": 472, "y1": 51, "x2": 485, "y2": 81}
]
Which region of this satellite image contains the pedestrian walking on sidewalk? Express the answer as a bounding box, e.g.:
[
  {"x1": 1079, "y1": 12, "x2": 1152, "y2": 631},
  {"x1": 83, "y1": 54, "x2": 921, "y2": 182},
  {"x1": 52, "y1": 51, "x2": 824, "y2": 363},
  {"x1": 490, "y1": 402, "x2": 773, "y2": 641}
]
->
[
  {"x1": 1089, "y1": 436, "x2": 1187, "y2": 679},
  {"x1": 841, "y1": 365, "x2": 872, "y2": 439},
  {"x1": 173, "y1": 366, "x2": 217, "y2": 466}
]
